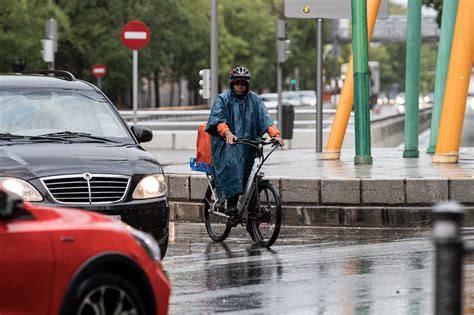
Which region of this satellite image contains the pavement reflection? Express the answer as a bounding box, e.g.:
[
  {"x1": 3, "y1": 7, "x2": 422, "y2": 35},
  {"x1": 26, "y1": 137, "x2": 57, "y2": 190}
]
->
[{"x1": 164, "y1": 223, "x2": 474, "y2": 314}]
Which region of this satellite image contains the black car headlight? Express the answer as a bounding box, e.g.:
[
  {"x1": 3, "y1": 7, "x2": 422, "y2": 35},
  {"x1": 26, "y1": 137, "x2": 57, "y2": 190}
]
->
[
  {"x1": 132, "y1": 174, "x2": 166, "y2": 199},
  {"x1": 130, "y1": 228, "x2": 161, "y2": 261},
  {"x1": 0, "y1": 177, "x2": 43, "y2": 201}
]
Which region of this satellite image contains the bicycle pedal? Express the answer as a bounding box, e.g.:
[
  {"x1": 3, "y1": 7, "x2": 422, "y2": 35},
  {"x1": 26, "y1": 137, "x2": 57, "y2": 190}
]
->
[{"x1": 227, "y1": 219, "x2": 239, "y2": 227}]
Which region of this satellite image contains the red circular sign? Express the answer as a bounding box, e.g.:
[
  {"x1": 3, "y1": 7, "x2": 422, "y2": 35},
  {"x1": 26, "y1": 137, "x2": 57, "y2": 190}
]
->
[
  {"x1": 121, "y1": 20, "x2": 150, "y2": 50},
  {"x1": 91, "y1": 64, "x2": 106, "y2": 78}
]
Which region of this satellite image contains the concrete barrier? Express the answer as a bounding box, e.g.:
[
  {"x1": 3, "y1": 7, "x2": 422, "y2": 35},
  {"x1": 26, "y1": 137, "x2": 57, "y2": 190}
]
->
[{"x1": 166, "y1": 174, "x2": 474, "y2": 227}]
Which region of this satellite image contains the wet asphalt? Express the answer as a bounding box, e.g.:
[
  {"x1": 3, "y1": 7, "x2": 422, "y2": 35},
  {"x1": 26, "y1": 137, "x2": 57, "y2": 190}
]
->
[
  {"x1": 157, "y1": 110, "x2": 474, "y2": 313},
  {"x1": 163, "y1": 223, "x2": 474, "y2": 314}
]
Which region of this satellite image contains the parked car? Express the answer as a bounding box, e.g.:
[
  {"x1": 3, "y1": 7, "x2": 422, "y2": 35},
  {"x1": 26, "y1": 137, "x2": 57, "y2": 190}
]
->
[
  {"x1": 282, "y1": 91, "x2": 302, "y2": 106},
  {"x1": 377, "y1": 92, "x2": 389, "y2": 105},
  {"x1": 260, "y1": 92, "x2": 278, "y2": 109},
  {"x1": 0, "y1": 189, "x2": 171, "y2": 315},
  {"x1": 423, "y1": 92, "x2": 434, "y2": 105},
  {"x1": 297, "y1": 90, "x2": 317, "y2": 106},
  {"x1": 0, "y1": 70, "x2": 169, "y2": 257},
  {"x1": 396, "y1": 92, "x2": 428, "y2": 114}
]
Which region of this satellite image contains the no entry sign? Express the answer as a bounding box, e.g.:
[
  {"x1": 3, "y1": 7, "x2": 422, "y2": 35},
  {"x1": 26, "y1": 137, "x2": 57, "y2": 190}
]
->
[
  {"x1": 121, "y1": 20, "x2": 150, "y2": 50},
  {"x1": 91, "y1": 64, "x2": 106, "y2": 78}
]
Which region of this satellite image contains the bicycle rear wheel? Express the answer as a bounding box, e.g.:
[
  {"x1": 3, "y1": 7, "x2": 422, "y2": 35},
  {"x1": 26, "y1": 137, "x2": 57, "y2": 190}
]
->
[
  {"x1": 250, "y1": 181, "x2": 281, "y2": 247},
  {"x1": 203, "y1": 183, "x2": 231, "y2": 242}
]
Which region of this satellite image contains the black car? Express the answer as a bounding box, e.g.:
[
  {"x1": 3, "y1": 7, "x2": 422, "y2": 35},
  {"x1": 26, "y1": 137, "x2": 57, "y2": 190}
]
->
[{"x1": 0, "y1": 70, "x2": 169, "y2": 257}]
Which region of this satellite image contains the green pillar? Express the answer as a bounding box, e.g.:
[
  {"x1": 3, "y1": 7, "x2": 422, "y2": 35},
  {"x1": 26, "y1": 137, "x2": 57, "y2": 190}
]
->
[
  {"x1": 352, "y1": 0, "x2": 372, "y2": 164},
  {"x1": 403, "y1": 0, "x2": 422, "y2": 158},
  {"x1": 426, "y1": 0, "x2": 459, "y2": 154}
]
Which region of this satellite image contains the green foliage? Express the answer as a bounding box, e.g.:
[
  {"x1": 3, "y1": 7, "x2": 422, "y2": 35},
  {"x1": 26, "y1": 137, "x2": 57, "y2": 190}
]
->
[
  {"x1": 0, "y1": 0, "x2": 67, "y2": 72},
  {"x1": 369, "y1": 42, "x2": 406, "y2": 94},
  {"x1": 422, "y1": 0, "x2": 443, "y2": 25},
  {"x1": 0, "y1": 0, "x2": 442, "y2": 106}
]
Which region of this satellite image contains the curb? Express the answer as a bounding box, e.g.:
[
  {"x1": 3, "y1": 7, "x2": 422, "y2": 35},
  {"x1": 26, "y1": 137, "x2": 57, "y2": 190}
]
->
[
  {"x1": 169, "y1": 201, "x2": 474, "y2": 227},
  {"x1": 167, "y1": 174, "x2": 474, "y2": 227}
]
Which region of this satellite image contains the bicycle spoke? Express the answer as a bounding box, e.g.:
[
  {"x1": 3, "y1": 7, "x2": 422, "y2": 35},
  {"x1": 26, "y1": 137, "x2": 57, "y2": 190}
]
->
[
  {"x1": 204, "y1": 184, "x2": 231, "y2": 242},
  {"x1": 250, "y1": 182, "x2": 281, "y2": 247}
]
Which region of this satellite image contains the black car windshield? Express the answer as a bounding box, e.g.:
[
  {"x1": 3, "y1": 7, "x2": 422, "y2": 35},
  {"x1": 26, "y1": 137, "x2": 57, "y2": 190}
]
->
[{"x1": 0, "y1": 88, "x2": 134, "y2": 143}]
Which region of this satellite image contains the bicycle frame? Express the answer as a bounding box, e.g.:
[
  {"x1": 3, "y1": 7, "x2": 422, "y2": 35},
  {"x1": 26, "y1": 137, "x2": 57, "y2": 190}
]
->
[{"x1": 206, "y1": 138, "x2": 279, "y2": 219}]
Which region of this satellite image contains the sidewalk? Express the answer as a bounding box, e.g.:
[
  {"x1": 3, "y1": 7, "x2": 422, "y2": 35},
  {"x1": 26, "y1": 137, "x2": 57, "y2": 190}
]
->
[
  {"x1": 147, "y1": 132, "x2": 474, "y2": 227},
  {"x1": 152, "y1": 146, "x2": 474, "y2": 179}
]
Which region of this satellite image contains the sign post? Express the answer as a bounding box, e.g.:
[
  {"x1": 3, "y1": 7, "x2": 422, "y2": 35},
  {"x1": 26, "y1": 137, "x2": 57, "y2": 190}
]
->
[
  {"x1": 92, "y1": 63, "x2": 106, "y2": 89},
  {"x1": 284, "y1": 0, "x2": 388, "y2": 158},
  {"x1": 121, "y1": 20, "x2": 151, "y2": 125}
]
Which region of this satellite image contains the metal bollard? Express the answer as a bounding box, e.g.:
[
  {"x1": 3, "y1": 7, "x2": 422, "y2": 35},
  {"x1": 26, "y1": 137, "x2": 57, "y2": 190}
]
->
[{"x1": 433, "y1": 201, "x2": 464, "y2": 315}]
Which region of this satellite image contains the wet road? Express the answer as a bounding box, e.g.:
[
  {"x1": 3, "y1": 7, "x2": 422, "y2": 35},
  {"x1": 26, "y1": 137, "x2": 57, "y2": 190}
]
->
[{"x1": 163, "y1": 223, "x2": 474, "y2": 314}]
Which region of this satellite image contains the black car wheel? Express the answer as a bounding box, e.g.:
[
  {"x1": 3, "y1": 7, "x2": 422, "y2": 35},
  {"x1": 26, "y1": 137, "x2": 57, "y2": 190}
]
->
[{"x1": 73, "y1": 273, "x2": 146, "y2": 315}]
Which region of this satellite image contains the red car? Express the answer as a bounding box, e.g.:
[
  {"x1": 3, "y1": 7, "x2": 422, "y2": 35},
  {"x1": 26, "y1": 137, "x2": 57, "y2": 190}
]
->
[{"x1": 0, "y1": 190, "x2": 171, "y2": 315}]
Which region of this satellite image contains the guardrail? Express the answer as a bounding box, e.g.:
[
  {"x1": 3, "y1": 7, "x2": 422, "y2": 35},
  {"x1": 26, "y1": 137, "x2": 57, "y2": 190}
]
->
[
  {"x1": 138, "y1": 107, "x2": 431, "y2": 150},
  {"x1": 120, "y1": 108, "x2": 348, "y2": 130},
  {"x1": 119, "y1": 108, "x2": 339, "y2": 117}
]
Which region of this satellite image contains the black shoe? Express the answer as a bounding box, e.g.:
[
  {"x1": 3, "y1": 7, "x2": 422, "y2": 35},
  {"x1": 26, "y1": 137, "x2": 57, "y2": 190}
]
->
[
  {"x1": 255, "y1": 207, "x2": 272, "y2": 223},
  {"x1": 225, "y1": 195, "x2": 239, "y2": 216},
  {"x1": 225, "y1": 207, "x2": 238, "y2": 216}
]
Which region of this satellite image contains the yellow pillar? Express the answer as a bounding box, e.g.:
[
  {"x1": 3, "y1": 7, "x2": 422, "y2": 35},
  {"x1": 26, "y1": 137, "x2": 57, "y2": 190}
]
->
[
  {"x1": 433, "y1": 0, "x2": 474, "y2": 163},
  {"x1": 322, "y1": 0, "x2": 381, "y2": 160}
]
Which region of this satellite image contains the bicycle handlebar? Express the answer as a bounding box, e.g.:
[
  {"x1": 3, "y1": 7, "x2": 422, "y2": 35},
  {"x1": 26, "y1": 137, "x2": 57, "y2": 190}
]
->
[{"x1": 236, "y1": 137, "x2": 282, "y2": 147}]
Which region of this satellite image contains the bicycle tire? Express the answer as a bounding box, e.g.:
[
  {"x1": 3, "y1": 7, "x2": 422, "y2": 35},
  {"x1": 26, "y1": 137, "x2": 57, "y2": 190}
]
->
[
  {"x1": 250, "y1": 181, "x2": 281, "y2": 247},
  {"x1": 203, "y1": 183, "x2": 232, "y2": 242}
]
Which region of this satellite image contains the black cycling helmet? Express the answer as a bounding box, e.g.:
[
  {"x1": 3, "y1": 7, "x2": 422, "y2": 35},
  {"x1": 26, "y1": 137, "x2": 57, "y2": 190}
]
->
[{"x1": 229, "y1": 66, "x2": 251, "y2": 84}]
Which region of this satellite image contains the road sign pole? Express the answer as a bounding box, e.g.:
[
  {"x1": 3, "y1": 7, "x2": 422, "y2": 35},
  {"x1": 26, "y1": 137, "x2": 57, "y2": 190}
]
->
[
  {"x1": 211, "y1": 0, "x2": 219, "y2": 101},
  {"x1": 133, "y1": 49, "x2": 138, "y2": 125},
  {"x1": 316, "y1": 18, "x2": 324, "y2": 153},
  {"x1": 120, "y1": 20, "x2": 150, "y2": 121},
  {"x1": 277, "y1": 61, "x2": 282, "y2": 129},
  {"x1": 92, "y1": 64, "x2": 107, "y2": 85}
]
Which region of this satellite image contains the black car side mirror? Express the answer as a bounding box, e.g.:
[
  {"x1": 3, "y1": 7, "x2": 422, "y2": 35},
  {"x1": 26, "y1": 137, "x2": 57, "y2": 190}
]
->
[
  {"x1": 131, "y1": 125, "x2": 153, "y2": 143},
  {"x1": 0, "y1": 190, "x2": 21, "y2": 219}
]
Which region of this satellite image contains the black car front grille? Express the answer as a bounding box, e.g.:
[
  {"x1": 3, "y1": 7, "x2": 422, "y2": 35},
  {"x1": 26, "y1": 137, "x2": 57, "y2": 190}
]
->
[{"x1": 41, "y1": 174, "x2": 130, "y2": 204}]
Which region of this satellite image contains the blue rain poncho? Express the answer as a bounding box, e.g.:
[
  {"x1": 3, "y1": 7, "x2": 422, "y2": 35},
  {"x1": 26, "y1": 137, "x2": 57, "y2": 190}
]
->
[{"x1": 206, "y1": 89, "x2": 274, "y2": 200}]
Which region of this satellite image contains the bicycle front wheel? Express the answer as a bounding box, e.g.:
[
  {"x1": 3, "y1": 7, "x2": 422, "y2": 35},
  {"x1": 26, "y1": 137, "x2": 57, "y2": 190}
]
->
[
  {"x1": 203, "y1": 184, "x2": 231, "y2": 242},
  {"x1": 250, "y1": 181, "x2": 281, "y2": 247}
]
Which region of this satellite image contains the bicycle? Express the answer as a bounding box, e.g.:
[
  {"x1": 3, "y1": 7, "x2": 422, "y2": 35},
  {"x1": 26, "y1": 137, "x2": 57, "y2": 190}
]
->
[{"x1": 191, "y1": 137, "x2": 282, "y2": 248}]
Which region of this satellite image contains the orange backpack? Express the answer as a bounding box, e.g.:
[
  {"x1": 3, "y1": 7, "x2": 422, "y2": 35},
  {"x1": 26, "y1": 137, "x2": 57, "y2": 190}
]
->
[{"x1": 196, "y1": 123, "x2": 212, "y2": 165}]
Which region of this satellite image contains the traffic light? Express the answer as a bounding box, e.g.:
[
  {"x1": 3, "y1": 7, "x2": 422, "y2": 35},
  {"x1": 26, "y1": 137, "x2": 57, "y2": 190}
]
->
[
  {"x1": 276, "y1": 20, "x2": 290, "y2": 63},
  {"x1": 198, "y1": 69, "x2": 211, "y2": 100},
  {"x1": 277, "y1": 39, "x2": 291, "y2": 63},
  {"x1": 290, "y1": 79, "x2": 297, "y2": 91},
  {"x1": 277, "y1": 20, "x2": 287, "y2": 40},
  {"x1": 41, "y1": 39, "x2": 54, "y2": 63}
]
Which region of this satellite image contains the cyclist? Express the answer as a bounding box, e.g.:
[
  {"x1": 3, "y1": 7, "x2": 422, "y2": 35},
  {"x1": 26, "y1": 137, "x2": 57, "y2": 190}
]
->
[{"x1": 206, "y1": 66, "x2": 283, "y2": 215}]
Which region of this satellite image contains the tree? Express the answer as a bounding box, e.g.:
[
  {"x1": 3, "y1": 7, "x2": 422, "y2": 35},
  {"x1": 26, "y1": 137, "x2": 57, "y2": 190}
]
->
[
  {"x1": 0, "y1": 0, "x2": 68, "y2": 72},
  {"x1": 423, "y1": 0, "x2": 443, "y2": 25}
]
